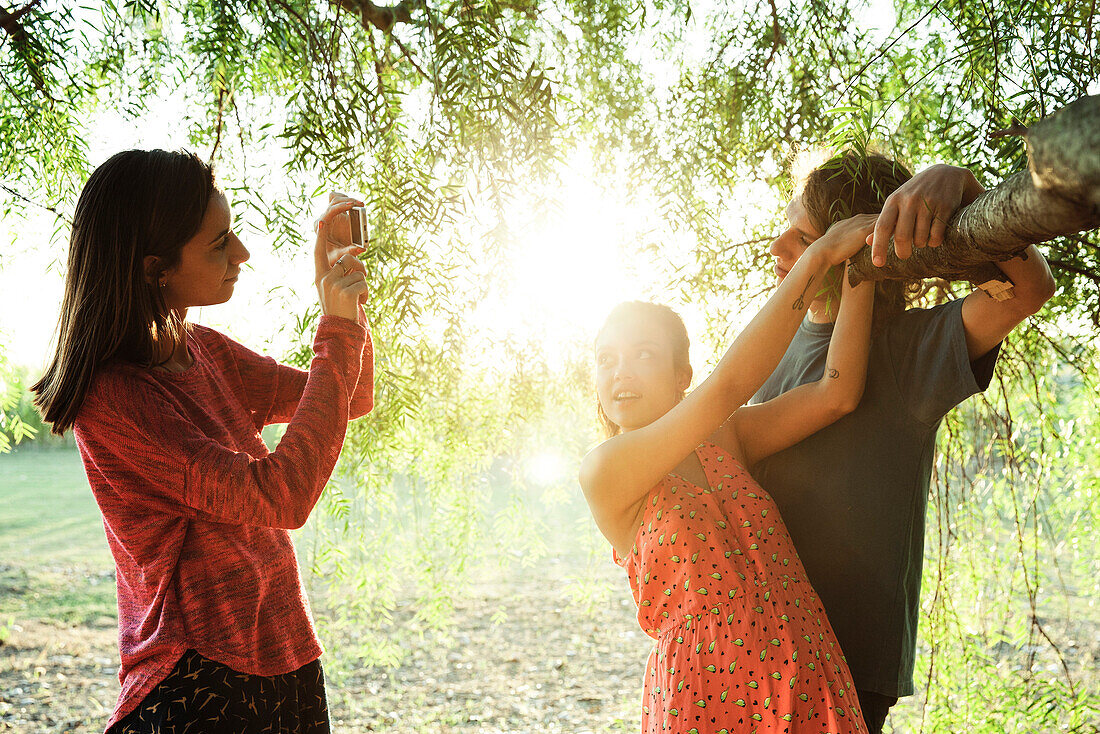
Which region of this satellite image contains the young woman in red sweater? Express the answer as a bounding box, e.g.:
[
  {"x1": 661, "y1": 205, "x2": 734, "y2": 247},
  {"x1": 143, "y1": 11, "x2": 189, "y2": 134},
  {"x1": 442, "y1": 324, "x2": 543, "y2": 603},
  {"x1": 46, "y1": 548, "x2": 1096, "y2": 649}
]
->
[{"x1": 32, "y1": 149, "x2": 373, "y2": 733}]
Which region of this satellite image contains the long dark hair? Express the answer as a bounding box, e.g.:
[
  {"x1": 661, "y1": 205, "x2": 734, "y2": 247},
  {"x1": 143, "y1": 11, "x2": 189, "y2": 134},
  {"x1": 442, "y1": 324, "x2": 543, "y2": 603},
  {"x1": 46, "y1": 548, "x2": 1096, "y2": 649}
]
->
[
  {"x1": 796, "y1": 149, "x2": 923, "y2": 331},
  {"x1": 595, "y1": 301, "x2": 692, "y2": 438},
  {"x1": 32, "y1": 149, "x2": 217, "y2": 435}
]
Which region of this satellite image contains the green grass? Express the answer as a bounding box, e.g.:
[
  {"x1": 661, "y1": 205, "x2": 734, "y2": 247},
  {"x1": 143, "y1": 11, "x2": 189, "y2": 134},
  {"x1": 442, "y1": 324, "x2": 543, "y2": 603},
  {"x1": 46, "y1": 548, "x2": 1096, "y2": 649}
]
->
[
  {"x1": 0, "y1": 447, "x2": 117, "y2": 625},
  {"x1": 0, "y1": 564, "x2": 117, "y2": 626},
  {"x1": 0, "y1": 447, "x2": 110, "y2": 569}
]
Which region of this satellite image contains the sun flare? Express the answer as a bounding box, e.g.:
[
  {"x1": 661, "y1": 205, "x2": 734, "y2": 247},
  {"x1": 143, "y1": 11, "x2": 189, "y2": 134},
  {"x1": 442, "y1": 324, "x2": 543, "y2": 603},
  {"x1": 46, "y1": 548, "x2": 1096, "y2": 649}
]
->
[{"x1": 469, "y1": 160, "x2": 671, "y2": 351}]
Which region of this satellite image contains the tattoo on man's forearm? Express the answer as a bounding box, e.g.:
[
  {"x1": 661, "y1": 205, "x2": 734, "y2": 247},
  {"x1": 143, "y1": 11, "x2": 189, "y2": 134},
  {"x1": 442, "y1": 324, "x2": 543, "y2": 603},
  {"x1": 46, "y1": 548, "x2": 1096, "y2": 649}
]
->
[
  {"x1": 827, "y1": 368, "x2": 839, "y2": 378},
  {"x1": 793, "y1": 275, "x2": 815, "y2": 310}
]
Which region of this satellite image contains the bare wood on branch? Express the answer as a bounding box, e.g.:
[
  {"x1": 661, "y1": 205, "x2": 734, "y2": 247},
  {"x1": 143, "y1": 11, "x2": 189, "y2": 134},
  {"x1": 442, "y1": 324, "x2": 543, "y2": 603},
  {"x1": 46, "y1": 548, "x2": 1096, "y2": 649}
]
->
[
  {"x1": 989, "y1": 119, "x2": 1028, "y2": 139},
  {"x1": 335, "y1": 0, "x2": 418, "y2": 33},
  {"x1": 0, "y1": 0, "x2": 48, "y2": 95},
  {"x1": 849, "y1": 95, "x2": 1100, "y2": 287},
  {"x1": 0, "y1": 0, "x2": 42, "y2": 43},
  {"x1": 1027, "y1": 95, "x2": 1100, "y2": 207}
]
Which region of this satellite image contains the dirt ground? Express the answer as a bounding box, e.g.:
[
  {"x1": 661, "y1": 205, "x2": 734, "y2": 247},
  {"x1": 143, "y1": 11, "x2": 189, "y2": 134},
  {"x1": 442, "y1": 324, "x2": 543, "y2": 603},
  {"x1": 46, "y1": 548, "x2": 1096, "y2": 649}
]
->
[
  {"x1": 3, "y1": 566, "x2": 1097, "y2": 733},
  {"x1": 0, "y1": 572, "x2": 647, "y2": 734}
]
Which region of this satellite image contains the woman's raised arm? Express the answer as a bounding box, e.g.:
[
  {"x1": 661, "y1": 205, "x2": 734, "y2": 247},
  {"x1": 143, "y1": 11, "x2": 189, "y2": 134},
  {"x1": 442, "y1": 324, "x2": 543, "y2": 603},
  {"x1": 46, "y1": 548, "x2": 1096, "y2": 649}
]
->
[
  {"x1": 580, "y1": 215, "x2": 877, "y2": 549},
  {"x1": 724, "y1": 260, "x2": 874, "y2": 468}
]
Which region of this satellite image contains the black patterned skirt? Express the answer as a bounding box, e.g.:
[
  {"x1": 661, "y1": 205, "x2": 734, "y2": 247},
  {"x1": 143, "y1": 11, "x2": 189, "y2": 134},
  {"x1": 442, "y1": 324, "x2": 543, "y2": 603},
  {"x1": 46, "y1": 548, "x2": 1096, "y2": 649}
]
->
[{"x1": 107, "y1": 650, "x2": 330, "y2": 734}]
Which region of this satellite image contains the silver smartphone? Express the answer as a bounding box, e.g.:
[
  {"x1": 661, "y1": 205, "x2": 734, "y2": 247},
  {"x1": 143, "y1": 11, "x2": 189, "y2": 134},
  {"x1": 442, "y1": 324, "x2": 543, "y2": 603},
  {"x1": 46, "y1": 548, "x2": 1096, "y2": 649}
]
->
[{"x1": 349, "y1": 206, "x2": 368, "y2": 247}]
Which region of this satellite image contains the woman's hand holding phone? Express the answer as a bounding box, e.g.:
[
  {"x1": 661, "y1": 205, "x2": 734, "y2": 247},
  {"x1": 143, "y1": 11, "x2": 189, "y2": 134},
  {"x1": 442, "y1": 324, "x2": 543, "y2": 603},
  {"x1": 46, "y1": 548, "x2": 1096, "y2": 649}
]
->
[{"x1": 314, "y1": 193, "x2": 369, "y2": 322}]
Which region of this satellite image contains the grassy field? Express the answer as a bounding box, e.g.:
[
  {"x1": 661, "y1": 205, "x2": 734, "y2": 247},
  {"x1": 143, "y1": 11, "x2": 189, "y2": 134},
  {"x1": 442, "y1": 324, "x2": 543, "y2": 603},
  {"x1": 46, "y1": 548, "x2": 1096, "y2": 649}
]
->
[
  {"x1": 0, "y1": 449, "x2": 107, "y2": 567},
  {"x1": 0, "y1": 449, "x2": 116, "y2": 627}
]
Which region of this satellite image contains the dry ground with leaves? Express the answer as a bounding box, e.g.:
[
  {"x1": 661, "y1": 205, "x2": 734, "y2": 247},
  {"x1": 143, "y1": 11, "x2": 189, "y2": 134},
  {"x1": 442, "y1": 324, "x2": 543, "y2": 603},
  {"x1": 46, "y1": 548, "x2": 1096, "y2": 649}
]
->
[{"x1": 0, "y1": 566, "x2": 648, "y2": 734}]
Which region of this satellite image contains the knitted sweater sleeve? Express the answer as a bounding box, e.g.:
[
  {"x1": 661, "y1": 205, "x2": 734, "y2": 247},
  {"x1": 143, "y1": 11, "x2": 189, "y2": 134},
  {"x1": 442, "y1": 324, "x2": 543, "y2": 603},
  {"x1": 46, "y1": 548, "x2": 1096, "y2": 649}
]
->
[
  {"x1": 207, "y1": 307, "x2": 374, "y2": 426},
  {"x1": 348, "y1": 307, "x2": 375, "y2": 419},
  {"x1": 78, "y1": 316, "x2": 365, "y2": 529}
]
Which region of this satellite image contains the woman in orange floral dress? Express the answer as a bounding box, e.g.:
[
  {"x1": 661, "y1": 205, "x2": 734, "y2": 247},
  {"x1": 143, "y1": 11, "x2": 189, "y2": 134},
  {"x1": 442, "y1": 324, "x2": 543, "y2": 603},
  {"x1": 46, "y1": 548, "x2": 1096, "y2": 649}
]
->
[{"x1": 580, "y1": 215, "x2": 875, "y2": 733}]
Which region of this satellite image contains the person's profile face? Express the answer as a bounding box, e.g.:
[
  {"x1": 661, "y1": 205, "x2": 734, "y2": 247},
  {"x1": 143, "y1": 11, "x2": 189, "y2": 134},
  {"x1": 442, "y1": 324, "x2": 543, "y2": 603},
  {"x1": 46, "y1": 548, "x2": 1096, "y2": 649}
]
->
[
  {"x1": 769, "y1": 196, "x2": 822, "y2": 284},
  {"x1": 160, "y1": 190, "x2": 250, "y2": 312},
  {"x1": 594, "y1": 315, "x2": 688, "y2": 434}
]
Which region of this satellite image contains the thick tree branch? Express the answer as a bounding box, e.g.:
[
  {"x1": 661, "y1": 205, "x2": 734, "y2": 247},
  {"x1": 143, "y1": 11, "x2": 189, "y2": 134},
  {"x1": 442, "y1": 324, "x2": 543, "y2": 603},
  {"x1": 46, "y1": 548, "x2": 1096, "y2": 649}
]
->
[
  {"x1": 989, "y1": 119, "x2": 1028, "y2": 139},
  {"x1": 1026, "y1": 95, "x2": 1100, "y2": 208},
  {"x1": 269, "y1": 0, "x2": 322, "y2": 52},
  {"x1": 334, "y1": 0, "x2": 417, "y2": 33},
  {"x1": 0, "y1": 0, "x2": 42, "y2": 42},
  {"x1": 0, "y1": 0, "x2": 48, "y2": 96},
  {"x1": 849, "y1": 95, "x2": 1100, "y2": 286}
]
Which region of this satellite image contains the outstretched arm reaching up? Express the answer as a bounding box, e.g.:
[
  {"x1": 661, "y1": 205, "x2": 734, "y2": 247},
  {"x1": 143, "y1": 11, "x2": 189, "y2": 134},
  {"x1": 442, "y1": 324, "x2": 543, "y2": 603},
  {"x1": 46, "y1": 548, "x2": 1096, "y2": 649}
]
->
[
  {"x1": 722, "y1": 260, "x2": 875, "y2": 469},
  {"x1": 581, "y1": 215, "x2": 877, "y2": 555}
]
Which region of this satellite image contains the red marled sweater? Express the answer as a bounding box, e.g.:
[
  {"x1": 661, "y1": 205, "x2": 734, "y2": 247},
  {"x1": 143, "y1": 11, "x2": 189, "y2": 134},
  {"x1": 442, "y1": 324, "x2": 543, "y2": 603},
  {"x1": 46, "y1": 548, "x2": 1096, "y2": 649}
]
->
[{"x1": 73, "y1": 313, "x2": 373, "y2": 731}]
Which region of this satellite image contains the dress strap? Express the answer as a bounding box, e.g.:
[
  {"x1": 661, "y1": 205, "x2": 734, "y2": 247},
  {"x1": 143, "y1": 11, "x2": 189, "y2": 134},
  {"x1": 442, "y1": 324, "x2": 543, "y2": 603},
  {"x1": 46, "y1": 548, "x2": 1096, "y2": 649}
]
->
[{"x1": 695, "y1": 440, "x2": 745, "y2": 487}]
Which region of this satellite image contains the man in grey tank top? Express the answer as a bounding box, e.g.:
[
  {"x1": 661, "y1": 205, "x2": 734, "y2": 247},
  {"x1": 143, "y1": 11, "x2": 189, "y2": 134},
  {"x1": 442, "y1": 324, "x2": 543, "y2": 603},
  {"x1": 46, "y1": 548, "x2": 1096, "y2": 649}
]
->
[{"x1": 748, "y1": 153, "x2": 1056, "y2": 733}]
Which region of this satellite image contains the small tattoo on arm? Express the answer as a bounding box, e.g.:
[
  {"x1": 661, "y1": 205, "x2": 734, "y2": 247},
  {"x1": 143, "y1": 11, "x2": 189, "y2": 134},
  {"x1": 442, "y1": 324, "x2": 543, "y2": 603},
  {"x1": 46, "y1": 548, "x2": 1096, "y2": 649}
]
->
[
  {"x1": 793, "y1": 275, "x2": 815, "y2": 310},
  {"x1": 827, "y1": 368, "x2": 839, "y2": 378}
]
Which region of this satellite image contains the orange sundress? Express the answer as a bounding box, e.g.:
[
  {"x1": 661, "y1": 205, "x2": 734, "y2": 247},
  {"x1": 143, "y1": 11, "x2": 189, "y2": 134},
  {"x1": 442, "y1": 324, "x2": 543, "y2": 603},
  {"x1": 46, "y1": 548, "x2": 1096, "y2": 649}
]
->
[{"x1": 615, "y1": 441, "x2": 865, "y2": 734}]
